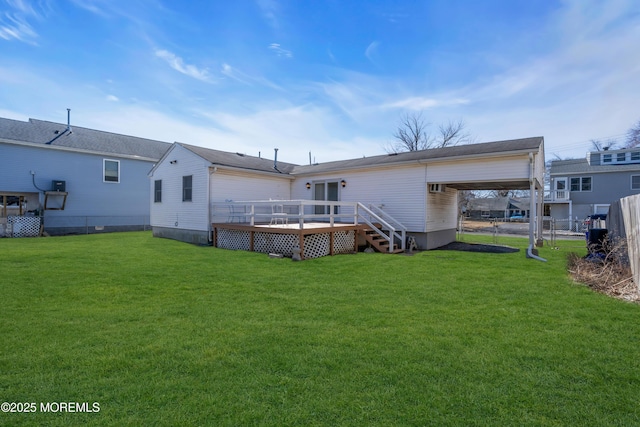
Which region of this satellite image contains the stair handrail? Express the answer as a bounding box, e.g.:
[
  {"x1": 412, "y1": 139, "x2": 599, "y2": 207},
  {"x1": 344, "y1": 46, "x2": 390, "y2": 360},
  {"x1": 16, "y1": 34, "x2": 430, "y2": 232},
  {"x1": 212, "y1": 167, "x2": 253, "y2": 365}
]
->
[
  {"x1": 356, "y1": 203, "x2": 406, "y2": 252},
  {"x1": 368, "y1": 204, "x2": 407, "y2": 251}
]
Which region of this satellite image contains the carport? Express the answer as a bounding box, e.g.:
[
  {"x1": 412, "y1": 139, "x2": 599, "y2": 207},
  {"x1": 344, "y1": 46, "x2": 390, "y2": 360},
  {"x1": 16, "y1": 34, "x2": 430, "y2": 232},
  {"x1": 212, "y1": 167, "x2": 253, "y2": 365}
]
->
[{"x1": 424, "y1": 137, "x2": 546, "y2": 260}]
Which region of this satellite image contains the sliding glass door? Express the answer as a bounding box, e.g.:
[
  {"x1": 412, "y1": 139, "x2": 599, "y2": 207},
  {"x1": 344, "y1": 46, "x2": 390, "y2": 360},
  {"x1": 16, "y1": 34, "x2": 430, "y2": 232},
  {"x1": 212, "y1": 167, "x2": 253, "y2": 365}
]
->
[{"x1": 313, "y1": 181, "x2": 339, "y2": 215}]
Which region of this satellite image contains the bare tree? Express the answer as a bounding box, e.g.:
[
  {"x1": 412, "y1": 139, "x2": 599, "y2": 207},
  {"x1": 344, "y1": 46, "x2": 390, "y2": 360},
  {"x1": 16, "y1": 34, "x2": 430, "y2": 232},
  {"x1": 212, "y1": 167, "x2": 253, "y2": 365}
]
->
[
  {"x1": 437, "y1": 119, "x2": 472, "y2": 148},
  {"x1": 390, "y1": 112, "x2": 432, "y2": 152},
  {"x1": 624, "y1": 120, "x2": 640, "y2": 148},
  {"x1": 590, "y1": 139, "x2": 617, "y2": 151},
  {"x1": 388, "y1": 112, "x2": 472, "y2": 153}
]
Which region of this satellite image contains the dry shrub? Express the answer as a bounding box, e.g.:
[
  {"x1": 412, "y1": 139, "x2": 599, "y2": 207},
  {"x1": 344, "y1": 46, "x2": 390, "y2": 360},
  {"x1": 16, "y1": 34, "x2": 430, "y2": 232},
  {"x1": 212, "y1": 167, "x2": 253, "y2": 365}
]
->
[{"x1": 567, "y1": 237, "x2": 639, "y2": 302}]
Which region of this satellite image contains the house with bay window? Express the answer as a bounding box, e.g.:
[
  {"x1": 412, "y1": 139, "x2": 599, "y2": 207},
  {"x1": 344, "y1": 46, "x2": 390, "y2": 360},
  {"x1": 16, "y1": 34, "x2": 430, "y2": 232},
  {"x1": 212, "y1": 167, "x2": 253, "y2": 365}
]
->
[{"x1": 547, "y1": 147, "x2": 640, "y2": 223}]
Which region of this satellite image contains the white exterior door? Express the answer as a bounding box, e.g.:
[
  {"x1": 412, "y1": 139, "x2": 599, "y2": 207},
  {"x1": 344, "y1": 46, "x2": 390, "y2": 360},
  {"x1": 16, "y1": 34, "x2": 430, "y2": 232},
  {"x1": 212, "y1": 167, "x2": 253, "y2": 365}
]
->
[{"x1": 554, "y1": 178, "x2": 568, "y2": 200}]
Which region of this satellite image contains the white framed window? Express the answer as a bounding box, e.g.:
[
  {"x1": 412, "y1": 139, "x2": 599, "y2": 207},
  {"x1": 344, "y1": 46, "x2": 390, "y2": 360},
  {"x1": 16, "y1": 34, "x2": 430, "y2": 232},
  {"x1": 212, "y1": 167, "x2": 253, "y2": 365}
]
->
[
  {"x1": 103, "y1": 159, "x2": 120, "y2": 183},
  {"x1": 154, "y1": 180, "x2": 162, "y2": 203},
  {"x1": 601, "y1": 150, "x2": 640, "y2": 164},
  {"x1": 182, "y1": 175, "x2": 192, "y2": 202},
  {"x1": 570, "y1": 176, "x2": 591, "y2": 192},
  {"x1": 632, "y1": 175, "x2": 640, "y2": 190}
]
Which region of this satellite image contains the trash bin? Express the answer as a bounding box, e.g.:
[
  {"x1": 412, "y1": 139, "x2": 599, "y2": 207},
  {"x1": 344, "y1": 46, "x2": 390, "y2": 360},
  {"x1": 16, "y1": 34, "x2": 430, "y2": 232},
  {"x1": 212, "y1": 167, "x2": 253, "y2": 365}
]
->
[{"x1": 587, "y1": 228, "x2": 608, "y2": 254}]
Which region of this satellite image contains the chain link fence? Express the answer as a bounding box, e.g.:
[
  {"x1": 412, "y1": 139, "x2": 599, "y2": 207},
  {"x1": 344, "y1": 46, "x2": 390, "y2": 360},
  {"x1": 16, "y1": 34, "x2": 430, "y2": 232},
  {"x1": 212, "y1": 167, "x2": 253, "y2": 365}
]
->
[
  {"x1": 458, "y1": 217, "x2": 586, "y2": 246},
  {"x1": 41, "y1": 215, "x2": 150, "y2": 236}
]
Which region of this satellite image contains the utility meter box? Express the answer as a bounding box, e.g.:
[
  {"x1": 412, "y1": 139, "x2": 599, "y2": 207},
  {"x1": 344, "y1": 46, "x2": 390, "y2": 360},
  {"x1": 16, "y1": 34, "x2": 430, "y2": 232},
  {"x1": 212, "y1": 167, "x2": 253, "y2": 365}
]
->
[{"x1": 52, "y1": 180, "x2": 66, "y2": 192}]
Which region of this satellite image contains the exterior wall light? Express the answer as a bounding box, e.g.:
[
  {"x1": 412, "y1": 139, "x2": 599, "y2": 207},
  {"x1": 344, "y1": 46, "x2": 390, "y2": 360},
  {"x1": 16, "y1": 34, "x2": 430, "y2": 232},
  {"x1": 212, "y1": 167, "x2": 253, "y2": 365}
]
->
[
  {"x1": 341, "y1": 180, "x2": 346, "y2": 188},
  {"x1": 305, "y1": 182, "x2": 311, "y2": 189}
]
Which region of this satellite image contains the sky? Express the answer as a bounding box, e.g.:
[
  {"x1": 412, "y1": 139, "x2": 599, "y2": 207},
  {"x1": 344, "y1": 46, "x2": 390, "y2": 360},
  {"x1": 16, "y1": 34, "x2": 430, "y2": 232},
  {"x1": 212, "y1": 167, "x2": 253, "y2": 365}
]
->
[{"x1": 1, "y1": 0, "x2": 639, "y2": 164}]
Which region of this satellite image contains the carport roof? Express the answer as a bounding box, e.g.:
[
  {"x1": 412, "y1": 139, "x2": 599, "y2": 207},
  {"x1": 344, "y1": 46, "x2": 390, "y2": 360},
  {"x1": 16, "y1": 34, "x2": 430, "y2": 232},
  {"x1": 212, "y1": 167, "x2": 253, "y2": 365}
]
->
[{"x1": 291, "y1": 137, "x2": 543, "y2": 175}]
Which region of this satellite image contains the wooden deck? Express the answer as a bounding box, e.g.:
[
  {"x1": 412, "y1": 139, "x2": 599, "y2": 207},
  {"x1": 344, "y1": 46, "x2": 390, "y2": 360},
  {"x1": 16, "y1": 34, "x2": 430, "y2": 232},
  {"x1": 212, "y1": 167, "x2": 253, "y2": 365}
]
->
[{"x1": 212, "y1": 222, "x2": 365, "y2": 260}]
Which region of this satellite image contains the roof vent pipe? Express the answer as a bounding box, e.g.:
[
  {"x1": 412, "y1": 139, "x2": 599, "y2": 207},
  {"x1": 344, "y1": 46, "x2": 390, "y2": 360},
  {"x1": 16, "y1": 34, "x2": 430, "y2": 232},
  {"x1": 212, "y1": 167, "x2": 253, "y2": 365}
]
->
[
  {"x1": 274, "y1": 148, "x2": 279, "y2": 172},
  {"x1": 66, "y1": 108, "x2": 72, "y2": 133}
]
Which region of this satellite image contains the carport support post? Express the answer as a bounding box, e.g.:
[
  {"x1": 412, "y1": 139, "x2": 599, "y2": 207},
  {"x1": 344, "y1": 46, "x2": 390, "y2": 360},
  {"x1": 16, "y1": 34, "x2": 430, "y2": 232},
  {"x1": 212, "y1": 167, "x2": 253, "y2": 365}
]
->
[
  {"x1": 536, "y1": 186, "x2": 544, "y2": 247},
  {"x1": 527, "y1": 152, "x2": 546, "y2": 261}
]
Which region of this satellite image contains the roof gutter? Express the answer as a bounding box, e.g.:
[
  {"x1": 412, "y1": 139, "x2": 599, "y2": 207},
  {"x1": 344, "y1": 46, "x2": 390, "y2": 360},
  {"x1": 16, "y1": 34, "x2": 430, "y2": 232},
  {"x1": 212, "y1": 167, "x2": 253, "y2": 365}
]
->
[
  {"x1": 0, "y1": 137, "x2": 160, "y2": 162},
  {"x1": 207, "y1": 164, "x2": 295, "y2": 179},
  {"x1": 291, "y1": 147, "x2": 541, "y2": 177}
]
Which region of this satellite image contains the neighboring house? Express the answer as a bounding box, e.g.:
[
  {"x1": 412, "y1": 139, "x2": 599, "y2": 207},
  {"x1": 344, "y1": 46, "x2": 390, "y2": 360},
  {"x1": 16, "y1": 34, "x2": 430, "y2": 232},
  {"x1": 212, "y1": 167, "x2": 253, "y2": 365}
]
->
[
  {"x1": 150, "y1": 137, "x2": 545, "y2": 251},
  {"x1": 0, "y1": 115, "x2": 171, "y2": 236},
  {"x1": 467, "y1": 197, "x2": 509, "y2": 219},
  {"x1": 466, "y1": 197, "x2": 531, "y2": 220},
  {"x1": 547, "y1": 147, "x2": 640, "y2": 223}
]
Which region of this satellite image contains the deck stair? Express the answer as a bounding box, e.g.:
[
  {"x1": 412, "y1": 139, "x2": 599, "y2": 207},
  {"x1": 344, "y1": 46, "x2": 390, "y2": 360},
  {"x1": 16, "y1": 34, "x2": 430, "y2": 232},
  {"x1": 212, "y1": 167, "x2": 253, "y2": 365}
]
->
[
  {"x1": 361, "y1": 225, "x2": 404, "y2": 253},
  {"x1": 356, "y1": 202, "x2": 408, "y2": 254}
]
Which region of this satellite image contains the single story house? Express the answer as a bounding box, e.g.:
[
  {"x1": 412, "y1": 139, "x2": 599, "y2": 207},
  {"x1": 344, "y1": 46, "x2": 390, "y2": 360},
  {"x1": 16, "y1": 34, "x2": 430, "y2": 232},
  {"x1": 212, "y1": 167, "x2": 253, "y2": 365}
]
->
[
  {"x1": 0, "y1": 114, "x2": 171, "y2": 236},
  {"x1": 149, "y1": 137, "x2": 545, "y2": 256},
  {"x1": 466, "y1": 197, "x2": 531, "y2": 220}
]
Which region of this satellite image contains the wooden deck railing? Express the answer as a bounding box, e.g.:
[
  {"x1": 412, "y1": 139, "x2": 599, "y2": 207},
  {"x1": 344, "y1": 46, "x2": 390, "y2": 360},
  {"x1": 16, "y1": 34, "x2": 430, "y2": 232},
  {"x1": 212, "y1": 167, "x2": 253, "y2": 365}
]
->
[{"x1": 211, "y1": 200, "x2": 407, "y2": 253}]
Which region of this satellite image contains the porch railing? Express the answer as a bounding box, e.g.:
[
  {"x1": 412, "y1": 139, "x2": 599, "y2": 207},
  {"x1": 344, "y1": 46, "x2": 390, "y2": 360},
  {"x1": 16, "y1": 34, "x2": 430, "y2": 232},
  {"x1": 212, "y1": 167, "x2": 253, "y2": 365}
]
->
[
  {"x1": 544, "y1": 190, "x2": 570, "y2": 201},
  {"x1": 211, "y1": 200, "x2": 407, "y2": 253},
  {"x1": 212, "y1": 200, "x2": 358, "y2": 227}
]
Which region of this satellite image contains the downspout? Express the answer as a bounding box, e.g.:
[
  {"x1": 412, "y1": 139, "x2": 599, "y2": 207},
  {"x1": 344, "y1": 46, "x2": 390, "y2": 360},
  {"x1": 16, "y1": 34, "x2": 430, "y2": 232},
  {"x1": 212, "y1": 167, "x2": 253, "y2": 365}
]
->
[
  {"x1": 208, "y1": 166, "x2": 217, "y2": 244},
  {"x1": 527, "y1": 152, "x2": 546, "y2": 261}
]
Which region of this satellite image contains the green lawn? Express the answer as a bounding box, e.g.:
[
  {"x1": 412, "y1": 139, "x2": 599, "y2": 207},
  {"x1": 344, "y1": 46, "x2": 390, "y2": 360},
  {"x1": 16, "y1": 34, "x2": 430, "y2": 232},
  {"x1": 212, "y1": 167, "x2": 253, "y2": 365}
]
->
[{"x1": 1, "y1": 232, "x2": 639, "y2": 426}]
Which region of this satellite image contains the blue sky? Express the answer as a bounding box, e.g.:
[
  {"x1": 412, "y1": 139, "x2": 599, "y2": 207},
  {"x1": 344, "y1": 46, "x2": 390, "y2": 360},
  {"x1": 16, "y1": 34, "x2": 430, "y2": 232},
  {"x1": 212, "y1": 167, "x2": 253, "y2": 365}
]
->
[{"x1": 1, "y1": 0, "x2": 639, "y2": 163}]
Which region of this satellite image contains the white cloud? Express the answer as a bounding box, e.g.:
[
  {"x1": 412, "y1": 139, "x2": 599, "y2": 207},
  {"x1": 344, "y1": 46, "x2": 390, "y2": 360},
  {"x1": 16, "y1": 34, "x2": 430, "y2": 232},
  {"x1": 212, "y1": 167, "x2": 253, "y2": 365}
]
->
[
  {"x1": 268, "y1": 43, "x2": 292, "y2": 58},
  {"x1": 0, "y1": 0, "x2": 47, "y2": 44},
  {"x1": 106, "y1": 94, "x2": 119, "y2": 102},
  {"x1": 256, "y1": 0, "x2": 279, "y2": 29},
  {"x1": 220, "y1": 63, "x2": 250, "y2": 85},
  {"x1": 67, "y1": 0, "x2": 110, "y2": 17},
  {"x1": 220, "y1": 63, "x2": 282, "y2": 90},
  {"x1": 382, "y1": 97, "x2": 469, "y2": 111},
  {"x1": 364, "y1": 41, "x2": 379, "y2": 63},
  {"x1": 155, "y1": 49, "x2": 213, "y2": 82}
]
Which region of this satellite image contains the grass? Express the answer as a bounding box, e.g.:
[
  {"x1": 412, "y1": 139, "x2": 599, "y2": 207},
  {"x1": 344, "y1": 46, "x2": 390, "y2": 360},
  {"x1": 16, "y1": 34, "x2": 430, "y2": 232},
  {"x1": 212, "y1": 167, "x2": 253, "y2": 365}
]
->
[{"x1": 1, "y1": 232, "x2": 639, "y2": 426}]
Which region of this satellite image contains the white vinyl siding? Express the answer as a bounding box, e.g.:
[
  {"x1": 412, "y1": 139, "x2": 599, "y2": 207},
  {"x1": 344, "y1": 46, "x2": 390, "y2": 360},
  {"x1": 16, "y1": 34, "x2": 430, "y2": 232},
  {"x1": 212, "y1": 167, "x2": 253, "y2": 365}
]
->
[
  {"x1": 426, "y1": 186, "x2": 458, "y2": 232},
  {"x1": 210, "y1": 170, "x2": 291, "y2": 202},
  {"x1": 426, "y1": 155, "x2": 531, "y2": 185},
  {"x1": 149, "y1": 144, "x2": 211, "y2": 231},
  {"x1": 292, "y1": 165, "x2": 428, "y2": 232}
]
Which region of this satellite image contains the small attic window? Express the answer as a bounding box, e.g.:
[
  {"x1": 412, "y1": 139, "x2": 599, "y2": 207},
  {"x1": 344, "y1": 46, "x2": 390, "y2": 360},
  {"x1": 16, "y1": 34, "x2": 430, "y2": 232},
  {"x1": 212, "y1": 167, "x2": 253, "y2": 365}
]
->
[{"x1": 236, "y1": 152, "x2": 245, "y2": 157}]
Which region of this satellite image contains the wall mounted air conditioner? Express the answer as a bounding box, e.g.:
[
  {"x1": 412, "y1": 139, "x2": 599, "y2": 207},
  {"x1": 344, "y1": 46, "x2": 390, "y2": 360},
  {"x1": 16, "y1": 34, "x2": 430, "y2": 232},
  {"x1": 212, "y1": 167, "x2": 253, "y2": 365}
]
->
[{"x1": 429, "y1": 183, "x2": 446, "y2": 193}]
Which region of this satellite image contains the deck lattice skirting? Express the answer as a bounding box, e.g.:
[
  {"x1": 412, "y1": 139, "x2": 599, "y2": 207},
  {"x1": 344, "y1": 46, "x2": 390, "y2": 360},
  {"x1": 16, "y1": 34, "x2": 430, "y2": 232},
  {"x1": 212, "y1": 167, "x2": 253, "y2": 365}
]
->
[
  {"x1": 213, "y1": 224, "x2": 359, "y2": 259},
  {"x1": 5, "y1": 216, "x2": 41, "y2": 237}
]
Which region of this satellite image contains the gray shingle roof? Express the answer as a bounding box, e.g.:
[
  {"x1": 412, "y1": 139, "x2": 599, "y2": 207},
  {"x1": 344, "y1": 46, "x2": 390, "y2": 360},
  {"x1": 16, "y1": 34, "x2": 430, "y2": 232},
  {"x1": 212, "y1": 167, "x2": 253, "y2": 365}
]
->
[
  {"x1": 181, "y1": 137, "x2": 543, "y2": 176},
  {"x1": 180, "y1": 143, "x2": 297, "y2": 174},
  {"x1": 550, "y1": 158, "x2": 640, "y2": 174},
  {"x1": 291, "y1": 137, "x2": 544, "y2": 174},
  {"x1": 0, "y1": 117, "x2": 172, "y2": 160}
]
